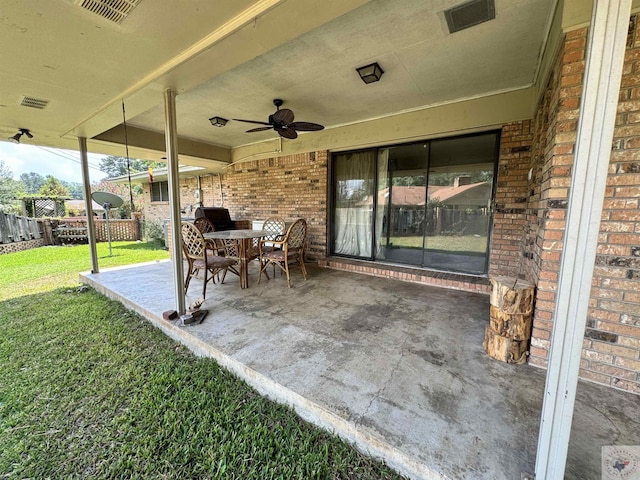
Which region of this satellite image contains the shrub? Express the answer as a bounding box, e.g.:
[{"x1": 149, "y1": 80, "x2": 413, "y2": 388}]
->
[{"x1": 142, "y1": 220, "x2": 165, "y2": 246}]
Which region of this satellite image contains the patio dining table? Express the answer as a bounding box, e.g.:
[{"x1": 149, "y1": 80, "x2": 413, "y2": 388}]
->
[{"x1": 203, "y1": 229, "x2": 264, "y2": 289}]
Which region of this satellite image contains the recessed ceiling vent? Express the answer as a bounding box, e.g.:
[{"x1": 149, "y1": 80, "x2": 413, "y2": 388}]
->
[
  {"x1": 444, "y1": 0, "x2": 495, "y2": 34},
  {"x1": 20, "y1": 96, "x2": 49, "y2": 110},
  {"x1": 76, "y1": 0, "x2": 141, "y2": 24}
]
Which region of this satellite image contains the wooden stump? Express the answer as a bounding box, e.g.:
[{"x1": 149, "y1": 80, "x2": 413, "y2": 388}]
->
[{"x1": 483, "y1": 277, "x2": 535, "y2": 364}]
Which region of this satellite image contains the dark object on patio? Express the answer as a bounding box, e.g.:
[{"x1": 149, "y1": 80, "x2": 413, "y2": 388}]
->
[
  {"x1": 162, "y1": 309, "x2": 178, "y2": 321},
  {"x1": 258, "y1": 218, "x2": 308, "y2": 288},
  {"x1": 178, "y1": 309, "x2": 208, "y2": 326},
  {"x1": 194, "y1": 207, "x2": 237, "y2": 231},
  {"x1": 181, "y1": 221, "x2": 237, "y2": 299},
  {"x1": 483, "y1": 277, "x2": 535, "y2": 364},
  {"x1": 234, "y1": 99, "x2": 324, "y2": 140}
]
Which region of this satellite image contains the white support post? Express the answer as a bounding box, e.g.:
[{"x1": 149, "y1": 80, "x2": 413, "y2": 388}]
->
[
  {"x1": 78, "y1": 136, "x2": 99, "y2": 274},
  {"x1": 164, "y1": 89, "x2": 186, "y2": 315},
  {"x1": 535, "y1": 1, "x2": 631, "y2": 478}
]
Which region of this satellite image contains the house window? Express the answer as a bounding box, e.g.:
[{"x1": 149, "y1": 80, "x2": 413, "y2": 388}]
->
[
  {"x1": 329, "y1": 131, "x2": 500, "y2": 275},
  {"x1": 150, "y1": 181, "x2": 169, "y2": 202}
]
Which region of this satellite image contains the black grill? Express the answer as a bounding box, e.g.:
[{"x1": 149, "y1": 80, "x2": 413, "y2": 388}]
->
[{"x1": 194, "y1": 207, "x2": 236, "y2": 231}]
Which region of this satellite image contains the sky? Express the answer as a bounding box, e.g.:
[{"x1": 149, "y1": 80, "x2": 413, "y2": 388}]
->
[{"x1": 0, "y1": 141, "x2": 108, "y2": 184}]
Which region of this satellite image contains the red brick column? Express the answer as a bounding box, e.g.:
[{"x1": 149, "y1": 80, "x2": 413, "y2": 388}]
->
[
  {"x1": 490, "y1": 121, "x2": 533, "y2": 278},
  {"x1": 582, "y1": 16, "x2": 640, "y2": 393}
]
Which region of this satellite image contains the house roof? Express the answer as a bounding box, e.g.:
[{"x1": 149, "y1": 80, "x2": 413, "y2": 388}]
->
[
  {"x1": 0, "y1": 0, "x2": 575, "y2": 172},
  {"x1": 109, "y1": 165, "x2": 207, "y2": 184},
  {"x1": 66, "y1": 199, "x2": 105, "y2": 212},
  {"x1": 376, "y1": 182, "x2": 488, "y2": 206}
]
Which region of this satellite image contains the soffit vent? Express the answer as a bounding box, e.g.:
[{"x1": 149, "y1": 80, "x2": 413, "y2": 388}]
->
[
  {"x1": 20, "y1": 96, "x2": 49, "y2": 110},
  {"x1": 444, "y1": 0, "x2": 495, "y2": 34},
  {"x1": 76, "y1": 0, "x2": 141, "y2": 25}
]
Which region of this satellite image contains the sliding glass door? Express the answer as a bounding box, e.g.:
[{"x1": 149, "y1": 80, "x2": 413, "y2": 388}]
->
[
  {"x1": 378, "y1": 143, "x2": 429, "y2": 266},
  {"x1": 330, "y1": 131, "x2": 499, "y2": 275},
  {"x1": 423, "y1": 134, "x2": 497, "y2": 274},
  {"x1": 332, "y1": 150, "x2": 376, "y2": 258}
]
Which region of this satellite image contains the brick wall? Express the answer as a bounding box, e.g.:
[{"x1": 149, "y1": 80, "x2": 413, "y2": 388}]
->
[
  {"x1": 175, "y1": 152, "x2": 328, "y2": 261},
  {"x1": 527, "y1": 30, "x2": 582, "y2": 370},
  {"x1": 143, "y1": 183, "x2": 170, "y2": 226},
  {"x1": 0, "y1": 238, "x2": 46, "y2": 255},
  {"x1": 222, "y1": 152, "x2": 327, "y2": 261},
  {"x1": 584, "y1": 19, "x2": 640, "y2": 394},
  {"x1": 509, "y1": 24, "x2": 640, "y2": 395},
  {"x1": 489, "y1": 122, "x2": 533, "y2": 278}
]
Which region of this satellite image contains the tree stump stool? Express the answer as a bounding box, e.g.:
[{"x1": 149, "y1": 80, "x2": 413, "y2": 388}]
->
[{"x1": 483, "y1": 276, "x2": 535, "y2": 364}]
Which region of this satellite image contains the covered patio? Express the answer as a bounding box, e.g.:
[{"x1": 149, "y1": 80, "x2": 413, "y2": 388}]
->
[
  {"x1": 4, "y1": 0, "x2": 640, "y2": 476},
  {"x1": 81, "y1": 261, "x2": 640, "y2": 480}
]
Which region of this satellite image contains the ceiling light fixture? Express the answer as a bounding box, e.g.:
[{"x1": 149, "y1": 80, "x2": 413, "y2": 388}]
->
[
  {"x1": 356, "y1": 62, "x2": 384, "y2": 84},
  {"x1": 209, "y1": 116, "x2": 228, "y2": 127},
  {"x1": 8, "y1": 128, "x2": 33, "y2": 144}
]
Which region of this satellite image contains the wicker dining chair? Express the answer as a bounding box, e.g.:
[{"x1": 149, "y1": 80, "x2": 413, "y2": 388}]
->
[
  {"x1": 193, "y1": 217, "x2": 221, "y2": 255},
  {"x1": 181, "y1": 221, "x2": 237, "y2": 299},
  {"x1": 258, "y1": 218, "x2": 308, "y2": 288},
  {"x1": 259, "y1": 216, "x2": 286, "y2": 277},
  {"x1": 262, "y1": 216, "x2": 286, "y2": 242}
]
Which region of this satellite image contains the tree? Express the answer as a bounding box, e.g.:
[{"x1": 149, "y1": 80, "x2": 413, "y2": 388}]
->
[
  {"x1": 92, "y1": 179, "x2": 144, "y2": 218},
  {"x1": 39, "y1": 175, "x2": 70, "y2": 198},
  {"x1": 0, "y1": 160, "x2": 26, "y2": 213},
  {"x1": 20, "y1": 172, "x2": 46, "y2": 194},
  {"x1": 99, "y1": 155, "x2": 161, "y2": 178},
  {"x1": 61, "y1": 180, "x2": 84, "y2": 200}
]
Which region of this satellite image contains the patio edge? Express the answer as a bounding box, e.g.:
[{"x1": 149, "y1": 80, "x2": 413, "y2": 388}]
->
[{"x1": 80, "y1": 270, "x2": 451, "y2": 480}]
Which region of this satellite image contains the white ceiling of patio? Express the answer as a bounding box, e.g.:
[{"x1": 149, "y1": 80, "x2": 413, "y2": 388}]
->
[{"x1": 1, "y1": 0, "x2": 557, "y2": 169}]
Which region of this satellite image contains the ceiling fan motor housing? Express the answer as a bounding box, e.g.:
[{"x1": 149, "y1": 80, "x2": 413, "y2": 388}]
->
[{"x1": 233, "y1": 98, "x2": 324, "y2": 139}]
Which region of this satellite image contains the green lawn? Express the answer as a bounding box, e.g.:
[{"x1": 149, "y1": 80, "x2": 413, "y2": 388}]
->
[
  {"x1": 388, "y1": 235, "x2": 487, "y2": 253},
  {"x1": 0, "y1": 243, "x2": 404, "y2": 479},
  {"x1": 0, "y1": 241, "x2": 169, "y2": 300}
]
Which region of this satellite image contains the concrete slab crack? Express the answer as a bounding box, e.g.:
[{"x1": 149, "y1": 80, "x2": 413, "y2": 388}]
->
[{"x1": 357, "y1": 334, "x2": 410, "y2": 424}]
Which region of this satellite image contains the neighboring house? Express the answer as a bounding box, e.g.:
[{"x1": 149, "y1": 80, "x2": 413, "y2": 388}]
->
[
  {"x1": 65, "y1": 199, "x2": 106, "y2": 217},
  {"x1": 373, "y1": 181, "x2": 491, "y2": 208},
  {"x1": 111, "y1": 165, "x2": 208, "y2": 226}
]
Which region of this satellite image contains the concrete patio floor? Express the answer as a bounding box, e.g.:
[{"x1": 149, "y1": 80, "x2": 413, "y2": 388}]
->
[{"x1": 80, "y1": 260, "x2": 640, "y2": 480}]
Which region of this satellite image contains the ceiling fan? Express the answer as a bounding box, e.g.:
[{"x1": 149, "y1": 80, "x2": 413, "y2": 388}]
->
[{"x1": 234, "y1": 99, "x2": 324, "y2": 139}]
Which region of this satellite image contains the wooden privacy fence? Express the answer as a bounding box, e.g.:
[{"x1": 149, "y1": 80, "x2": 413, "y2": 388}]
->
[
  {"x1": 388, "y1": 206, "x2": 490, "y2": 237},
  {"x1": 0, "y1": 211, "x2": 41, "y2": 243}
]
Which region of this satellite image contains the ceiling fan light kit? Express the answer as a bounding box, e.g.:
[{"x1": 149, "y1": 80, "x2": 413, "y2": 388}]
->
[
  {"x1": 233, "y1": 99, "x2": 324, "y2": 140},
  {"x1": 209, "y1": 116, "x2": 228, "y2": 127},
  {"x1": 356, "y1": 62, "x2": 384, "y2": 84},
  {"x1": 8, "y1": 128, "x2": 33, "y2": 144}
]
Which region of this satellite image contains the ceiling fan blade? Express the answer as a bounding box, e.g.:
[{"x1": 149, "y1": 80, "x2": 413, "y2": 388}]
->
[
  {"x1": 246, "y1": 126, "x2": 273, "y2": 133},
  {"x1": 276, "y1": 126, "x2": 298, "y2": 139},
  {"x1": 272, "y1": 108, "x2": 294, "y2": 125},
  {"x1": 289, "y1": 121, "x2": 324, "y2": 132},
  {"x1": 233, "y1": 118, "x2": 271, "y2": 126}
]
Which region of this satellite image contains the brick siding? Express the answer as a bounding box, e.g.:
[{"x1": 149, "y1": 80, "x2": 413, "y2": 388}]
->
[
  {"x1": 586, "y1": 19, "x2": 640, "y2": 394},
  {"x1": 490, "y1": 122, "x2": 533, "y2": 278},
  {"x1": 0, "y1": 238, "x2": 47, "y2": 255},
  {"x1": 176, "y1": 152, "x2": 328, "y2": 261},
  {"x1": 493, "y1": 25, "x2": 640, "y2": 395}
]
